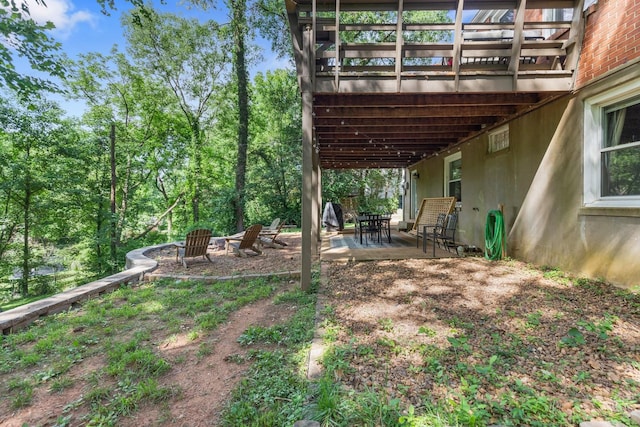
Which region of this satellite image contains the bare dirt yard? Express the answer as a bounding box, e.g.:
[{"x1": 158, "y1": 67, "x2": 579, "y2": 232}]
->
[
  {"x1": 323, "y1": 257, "x2": 640, "y2": 425},
  {"x1": 2, "y1": 232, "x2": 639, "y2": 426},
  {"x1": 148, "y1": 232, "x2": 303, "y2": 278}
]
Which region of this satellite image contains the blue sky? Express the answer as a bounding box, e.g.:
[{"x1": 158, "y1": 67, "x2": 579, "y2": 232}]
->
[{"x1": 20, "y1": 0, "x2": 289, "y2": 116}]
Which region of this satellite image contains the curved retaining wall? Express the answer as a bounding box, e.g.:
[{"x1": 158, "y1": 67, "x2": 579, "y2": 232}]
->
[
  {"x1": 0, "y1": 243, "x2": 172, "y2": 335},
  {"x1": 1, "y1": 243, "x2": 302, "y2": 335}
]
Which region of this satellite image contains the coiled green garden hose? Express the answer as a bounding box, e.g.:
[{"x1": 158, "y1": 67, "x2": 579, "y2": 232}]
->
[{"x1": 485, "y1": 210, "x2": 505, "y2": 260}]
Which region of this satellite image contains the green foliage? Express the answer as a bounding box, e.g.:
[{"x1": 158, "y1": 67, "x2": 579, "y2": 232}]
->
[
  {"x1": 322, "y1": 169, "x2": 401, "y2": 217},
  {"x1": 0, "y1": 96, "x2": 87, "y2": 295},
  {"x1": 0, "y1": 1, "x2": 65, "y2": 97},
  {"x1": 560, "y1": 327, "x2": 586, "y2": 347},
  {"x1": 246, "y1": 70, "x2": 302, "y2": 226}
]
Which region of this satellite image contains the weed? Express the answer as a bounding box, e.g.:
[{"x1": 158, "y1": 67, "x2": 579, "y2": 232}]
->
[
  {"x1": 9, "y1": 378, "x2": 33, "y2": 409},
  {"x1": 578, "y1": 314, "x2": 617, "y2": 340},
  {"x1": 224, "y1": 353, "x2": 246, "y2": 364},
  {"x1": 86, "y1": 387, "x2": 111, "y2": 405},
  {"x1": 378, "y1": 317, "x2": 394, "y2": 332},
  {"x1": 559, "y1": 327, "x2": 586, "y2": 347},
  {"x1": 50, "y1": 376, "x2": 74, "y2": 392},
  {"x1": 573, "y1": 370, "x2": 591, "y2": 384},
  {"x1": 447, "y1": 335, "x2": 472, "y2": 354},
  {"x1": 418, "y1": 325, "x2": 437, "y2": 337},
  {"x1": 474, "y1": 354, "x2": 499, "y2": 378},
  {"x1": 197, "y1": 342, "x2": 212, "y2": 358},
  {"x1": 526, "y1": 310, "x2": 543, "y2": 328},
  {"x1": 379, "y1": 337, "x2": 404, "y2": 356}
]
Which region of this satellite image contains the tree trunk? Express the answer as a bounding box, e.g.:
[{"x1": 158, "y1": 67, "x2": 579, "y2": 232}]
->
[
  {"x1": 20, "y1": 187, "x2": 30, "y2": 296},
  {"x1": 156, "y1": 176, "x2": 173, "y2": 236},
  {"x1": 110, "y1": 123, "x2": 117, "y2": 272},
  {"x1": 20, "y1": 142, "x2": 32, "y2": 296},
  {"x1": 232, "y1": 0, "x2": 249, "y2": 233},
  {"x1": 190, "y1": 122, "x2": 202, "y2": 223}
]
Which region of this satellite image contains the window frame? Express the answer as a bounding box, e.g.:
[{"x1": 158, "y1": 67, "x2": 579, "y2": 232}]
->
[
  {"x1": 444, "y1": 151, "x2": 462, "y2": 204},
  {"x1": 583, "y1": 78, "x2": 640, "y2": 208}
]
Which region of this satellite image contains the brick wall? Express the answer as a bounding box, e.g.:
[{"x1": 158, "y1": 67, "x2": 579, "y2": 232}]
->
[{"x1": 576, "y1": 0, "x2": 640, "y2": 88}]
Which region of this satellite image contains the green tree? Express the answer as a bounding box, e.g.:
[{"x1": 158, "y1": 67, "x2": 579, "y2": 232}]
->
[
  {"x1": 228, "y1": 0, "x2": 251, "y2": 232},
  {"x1": 0, "y1": 0, "x2": 64, "y2": 96},
  {"x1": 0, "y1": 97, "x2": 80, "y2": 295},
  {"x1": 322, "y1": 169, "x2": 401, "y2": 215},
  {"x1": 66, "y1": 50, "x2": 192, "y2": 271},
  {"x1": 123, "y1": 7, "x2": 228, "y2": 224},
  {"x1": 0, "y1": 0, "x2": 152, "y2": 97},
  {"x1": 248, "y1": 69, "x2": 302, "y2": 225}
]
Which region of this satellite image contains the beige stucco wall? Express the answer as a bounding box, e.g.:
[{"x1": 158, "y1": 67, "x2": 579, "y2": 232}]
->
[{"x1": 408, "y1": 66, "x2": 640, "y2": 289}]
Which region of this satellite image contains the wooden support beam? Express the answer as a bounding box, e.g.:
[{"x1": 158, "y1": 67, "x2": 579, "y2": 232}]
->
[
  {"x1": 395, "y1": 0, "x2": 404, "y2": 92},
  {"x1": 452, "y1": 0, "x2": 465, "y2": 91},
  {"x1": 509, "y1": 0, "x2": 527, "y2": 90},
  {"x1": 564, "y1": 0, "x2": 585, "y2": 76},
  {"x1": 314, "y1": 105, "x2": 517, "y2": 118},
  {"x1": 334, "y1": 0, "x2": 340, "y2": 90},
  {"x1": 301, "y1": 24, "x2": 313, "y2": 292},
  {"x1": 313, "y1": 115, "x2": 505, "y2": 126},
  {"x1": 314, "y1": 92, "x2": 545, "y2": 106}
]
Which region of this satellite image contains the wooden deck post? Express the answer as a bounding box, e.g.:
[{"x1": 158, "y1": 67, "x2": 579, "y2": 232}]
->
[{"x1": 301, "y1": 23, "x2": 314, "y2": 291}]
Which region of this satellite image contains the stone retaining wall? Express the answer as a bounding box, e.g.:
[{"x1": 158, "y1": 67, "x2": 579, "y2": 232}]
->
[{"x1": 0, "y1": 243, "x2": 172, "y2": 335}]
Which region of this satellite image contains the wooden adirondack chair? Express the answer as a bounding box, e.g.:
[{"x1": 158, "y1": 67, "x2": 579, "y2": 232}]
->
[
  {"x1": 225, "y1": 224, "x2": 263, "y2": 257},
  {"x1": 259, "y1": 219, "x2": 288, "y2": 248},
  {"x1": 175, "y1": 228, "x2": 213, "y2": 268}
]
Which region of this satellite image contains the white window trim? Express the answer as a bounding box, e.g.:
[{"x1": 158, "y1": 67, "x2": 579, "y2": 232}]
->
[
  {"x1": 583, "y1": 78, "x2": 640, "y2": 208},
  {"x1": 444, "y1": 152, "x2": 462, "y2": 204}
]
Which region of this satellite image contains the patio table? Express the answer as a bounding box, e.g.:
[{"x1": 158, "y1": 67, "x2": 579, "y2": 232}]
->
[{"x1": 355, "y1": 215, "x2": 392, "y2": 245}]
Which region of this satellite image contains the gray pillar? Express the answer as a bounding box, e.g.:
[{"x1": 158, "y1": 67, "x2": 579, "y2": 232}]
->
[
  {"x1": 301, "y1": 25, "x2": 313, "y2": 291},
  {"x1": 316, "y1": 163, "x2": 322, "y2": 244}
]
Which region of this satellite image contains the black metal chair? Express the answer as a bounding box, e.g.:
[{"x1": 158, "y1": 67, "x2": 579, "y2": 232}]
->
[
  {"x1": 436, "y1": 213, "x2": 458, "y2": 253},
  {"x1": 422, "y1": 213, "x2": 446, "y2": 252},
  {"x1": 363, "y1": 214, "x2": 381, "y2": 245}
]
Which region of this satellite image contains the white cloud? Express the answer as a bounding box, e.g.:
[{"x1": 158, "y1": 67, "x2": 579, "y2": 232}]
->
[{"x1": 27, "y1": 0, "x2": 96, "y2": 40}]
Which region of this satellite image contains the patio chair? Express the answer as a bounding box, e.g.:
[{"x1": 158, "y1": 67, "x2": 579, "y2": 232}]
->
[
  {"x1": 422, "y1": 213, "x2": 447, "y2": 253},
  {"x1": 225, "y1": 224, "x2": 263, "y2": 257},
  {"x1": 259, "y1": 219, "x2": 287, "y2": 248},
  {"x1": 424, "y1": 213, "x2": 458, "y2": 256},
  {"x1": 409, "y1": 197, "x2": 456, "y2": 248},
  {"x1": 437, "y1": 213, "x2": 458, "y2": 253},
  {"x1": 264, "y1": 218, "x2": 281, "y2": 233},
  {"x1": 175, "y1": 228, "x2": 213, "y2": 268}
]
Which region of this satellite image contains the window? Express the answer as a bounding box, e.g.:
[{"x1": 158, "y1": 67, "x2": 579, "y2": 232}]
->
[
  {"x1": 411, "y1": 171, "x2": 418, "y2": 218},
  {"x1": 488, "y1": 125, "x2": 509, "y2": 153},
  {"x1": 444, "y1": 152, "x2": 462, "y2": 203},
  {"x1": 584, "y1": 79, "x2": 640, "y2": 207}
]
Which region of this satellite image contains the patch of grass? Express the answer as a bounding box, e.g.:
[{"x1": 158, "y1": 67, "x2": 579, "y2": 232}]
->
[
  {"x1": 8, "y1": 378, "x2": 34, "y2": 409},
  {"x1": 378, "y1": 317, "x2": 394, "y2": 332},
  {"x1": 525, "y1": 310, "x2": 543, "y2": 328},
  {"x1": 50, "y1": 376, "x2": 74, "y2": 393},
  {"x1": 0, "y1": 274, "x2": 293, "y2": 425},
  {"x1": 220, "y1": 282, "x2": 318, "y2": 426},
  {"x1": 418, "y1": 325, "x2": 437, "y2": 337}
]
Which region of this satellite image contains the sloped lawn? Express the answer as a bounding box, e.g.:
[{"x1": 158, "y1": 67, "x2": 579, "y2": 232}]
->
[
  {"x1": 1, "y1": 255, "x2": 639, "y2": 426},
  {"x1": 0, "y1": 276, "x2": 315, "y2": 426}
]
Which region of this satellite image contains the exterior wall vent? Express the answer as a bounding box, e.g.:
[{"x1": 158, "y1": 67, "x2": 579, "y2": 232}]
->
[{"x1": 488, "y1": 125, "x2": 510, "y2": 153}]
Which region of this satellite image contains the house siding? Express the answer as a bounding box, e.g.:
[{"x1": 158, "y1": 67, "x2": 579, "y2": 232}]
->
[
  {"x1": 411, "y1": 81, "x2": 639, "y2": 288},
  {"x1": 405, "y1": 0, "x2": 640, "y2": 288}
]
